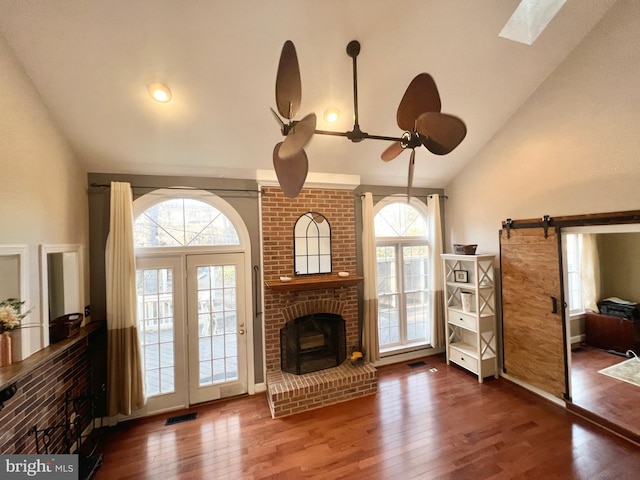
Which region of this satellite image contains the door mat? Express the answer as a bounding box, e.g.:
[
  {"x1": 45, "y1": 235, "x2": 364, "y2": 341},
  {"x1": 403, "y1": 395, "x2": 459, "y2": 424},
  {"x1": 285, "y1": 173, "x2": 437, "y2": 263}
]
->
[
  {"x1": 599, "y1": 358, "x2": 640, "y2": 388},
  {"x1": 408, "y1": 361, "x2": 427, "y2": 368},
  {"x1": 165, "y1": 412, "x2": 197, "y2": 426}
]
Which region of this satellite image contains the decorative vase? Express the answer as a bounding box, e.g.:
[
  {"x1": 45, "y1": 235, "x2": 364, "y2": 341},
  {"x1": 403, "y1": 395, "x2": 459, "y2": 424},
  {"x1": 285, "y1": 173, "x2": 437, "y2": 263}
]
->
[
  {"x1": 461, "y1": 292, "x2": 473, "y2": 313},
  {"x1": 0, "y1": 334, "x2": 11, "y2": 367}
]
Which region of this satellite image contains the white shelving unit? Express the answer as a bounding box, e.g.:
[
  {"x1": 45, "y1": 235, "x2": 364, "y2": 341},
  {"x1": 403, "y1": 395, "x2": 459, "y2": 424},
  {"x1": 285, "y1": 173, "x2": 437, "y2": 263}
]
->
[{"x1": 441, "y1": 254, "x2": 498, "y2": 383}]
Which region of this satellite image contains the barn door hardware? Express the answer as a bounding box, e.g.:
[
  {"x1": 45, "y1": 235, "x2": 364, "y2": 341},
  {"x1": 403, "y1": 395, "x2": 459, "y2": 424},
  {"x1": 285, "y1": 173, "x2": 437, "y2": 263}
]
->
[
  {"x1": 550, "y1": 296, "x2": 567, "y2": 314},
  {"x1": 542, "y1": 215, "x2": 551, "y2": 238},
  {"x1": 504, "y1": 218, "x2": 513, "y2": 239},
  {"x1": 551, "y1": 296, "x2": 558, "y2": 313}
]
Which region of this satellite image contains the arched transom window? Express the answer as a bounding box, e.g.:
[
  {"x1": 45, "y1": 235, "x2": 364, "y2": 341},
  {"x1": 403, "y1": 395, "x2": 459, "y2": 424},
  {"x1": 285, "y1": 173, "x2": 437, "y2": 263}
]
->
[{"x1": 134, "y1": 198, "x2": 240, "y2": 248}]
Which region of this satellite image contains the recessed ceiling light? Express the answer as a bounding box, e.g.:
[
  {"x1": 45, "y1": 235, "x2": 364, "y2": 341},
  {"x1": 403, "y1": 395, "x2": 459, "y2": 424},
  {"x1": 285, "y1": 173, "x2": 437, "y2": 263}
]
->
[
  {"x1": 323, "y1": 107, "x2": 340, "y2": 123},
  {"x1": 148, "y1": 82, "x2": 172, "y2": 103}
]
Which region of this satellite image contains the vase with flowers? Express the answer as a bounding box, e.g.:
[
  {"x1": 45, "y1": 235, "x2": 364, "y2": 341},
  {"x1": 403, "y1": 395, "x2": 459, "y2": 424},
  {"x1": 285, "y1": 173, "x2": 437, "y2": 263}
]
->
[{"x1": 0, "y1": 298, "x2": 32, "y2": 367}]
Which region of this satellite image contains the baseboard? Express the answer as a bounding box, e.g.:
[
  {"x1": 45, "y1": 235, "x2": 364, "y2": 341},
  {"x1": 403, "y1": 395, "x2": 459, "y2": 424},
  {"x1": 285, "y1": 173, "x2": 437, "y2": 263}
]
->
[
  {"x1": 500, "y1": 373, "x2": 565, "y2": 408},
  {"x1": 253, "y1": 382, "x2": 267, "y2": 393},
  {"x1": 375, "y1": 346, "x2": 445, "y2": 367},
  {"x1": 571, "y1": 334, "x2": 586, "y2": 345}
]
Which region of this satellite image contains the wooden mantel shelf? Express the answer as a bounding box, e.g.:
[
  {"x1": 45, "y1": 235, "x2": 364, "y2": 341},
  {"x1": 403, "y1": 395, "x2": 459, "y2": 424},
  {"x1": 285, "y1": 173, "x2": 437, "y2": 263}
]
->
[{"x1": 266, "y1": 274, "x2": 363, "y2": 293}]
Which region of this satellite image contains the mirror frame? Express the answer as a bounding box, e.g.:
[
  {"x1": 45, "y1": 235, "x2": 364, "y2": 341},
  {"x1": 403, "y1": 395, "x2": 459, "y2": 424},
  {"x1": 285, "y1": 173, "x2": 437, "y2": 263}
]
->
[
  {"x1": 294, "y1": 212, "x2": 332, "y2": 275},
  {"x1": 39, "y1": 244, "x2": 84, "y2": 347},
  {"x1": 0, "y1": 244, "x2": 30, "y2": 360}
]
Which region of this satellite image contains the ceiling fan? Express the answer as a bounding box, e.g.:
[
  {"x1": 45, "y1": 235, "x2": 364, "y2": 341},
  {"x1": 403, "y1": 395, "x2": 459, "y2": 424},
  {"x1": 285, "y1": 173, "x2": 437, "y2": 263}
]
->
[{"x1": 271, "y1": 40, "x2": 467, "y2": 198}]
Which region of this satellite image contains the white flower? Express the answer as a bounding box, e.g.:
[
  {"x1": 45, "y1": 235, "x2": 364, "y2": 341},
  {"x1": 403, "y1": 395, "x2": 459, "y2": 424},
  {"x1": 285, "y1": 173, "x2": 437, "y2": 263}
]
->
[
  {"x1": 0, "y1": 305, "x2": 20, "y2": 334},
  {"x1": 0, "y1": 298, "x2": 31, "y2": 335}
]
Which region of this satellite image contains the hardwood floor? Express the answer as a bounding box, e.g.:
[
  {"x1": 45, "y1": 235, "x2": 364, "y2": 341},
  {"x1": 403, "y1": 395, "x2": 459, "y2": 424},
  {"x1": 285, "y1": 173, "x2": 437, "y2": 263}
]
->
[
  {"x1": 93, "y1": 354, "x2": 640, "y2": 480},
  {"x1": 570, "y1": 345, "x2": 640, "y2": 441}
]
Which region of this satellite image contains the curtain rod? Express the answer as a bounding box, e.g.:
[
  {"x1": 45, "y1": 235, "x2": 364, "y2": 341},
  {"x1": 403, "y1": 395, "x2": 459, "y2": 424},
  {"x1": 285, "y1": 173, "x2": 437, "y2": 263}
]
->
[
  {"x1": 89, "y1": 183, "x2": 263, "y2": 195},
  {"x1": 358, "y1": 193, "x2": 448, "y2": 199}
]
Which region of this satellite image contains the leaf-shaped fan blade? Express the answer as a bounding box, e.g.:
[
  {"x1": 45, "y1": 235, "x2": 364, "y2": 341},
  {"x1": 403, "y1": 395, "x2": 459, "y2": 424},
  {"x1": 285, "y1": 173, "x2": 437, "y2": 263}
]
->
[
  {"x1": 407, "y1": 150, "x2": 415, "y2": 200},
  {"x1": 416, "y1": 112, "x2": 467, "y2": 155},
  {"x1": 276, "y1": 41, "x2": 302, "y2": 119},
  {"x1": 273, "y1": 142, "x2": 309, "y2": 198},
  {"x1": 397, "y1": 73, "x2": 441, "y2": 131},
  {"x1": 278, "y1": 113, "x2": 316, "y2": 159},
  {"x1": 381, "y1": 141, "x2": 404, "y2": 162}
]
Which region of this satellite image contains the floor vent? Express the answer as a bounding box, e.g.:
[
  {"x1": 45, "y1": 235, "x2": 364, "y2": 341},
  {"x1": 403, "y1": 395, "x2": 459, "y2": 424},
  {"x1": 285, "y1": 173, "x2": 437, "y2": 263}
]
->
[
  {"x1": 408, "y1": 361, "x2": 427, "y2": 368},
  {"x1": 165, "y1": 412, "x2": 197, "y2": 426}
]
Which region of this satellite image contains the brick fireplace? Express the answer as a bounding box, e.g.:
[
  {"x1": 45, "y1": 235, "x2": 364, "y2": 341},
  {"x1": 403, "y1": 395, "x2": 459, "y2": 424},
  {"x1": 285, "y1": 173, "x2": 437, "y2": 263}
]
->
[{"x1": 261, "y1": 186, "x2": 377, "y2": 417}]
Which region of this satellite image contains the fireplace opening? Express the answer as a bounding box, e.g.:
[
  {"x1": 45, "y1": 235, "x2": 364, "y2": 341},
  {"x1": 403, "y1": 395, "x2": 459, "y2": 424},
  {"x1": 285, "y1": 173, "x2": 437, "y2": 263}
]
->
[{"x1": 280, "y1": 313, "x2": 346, "y2": 375}]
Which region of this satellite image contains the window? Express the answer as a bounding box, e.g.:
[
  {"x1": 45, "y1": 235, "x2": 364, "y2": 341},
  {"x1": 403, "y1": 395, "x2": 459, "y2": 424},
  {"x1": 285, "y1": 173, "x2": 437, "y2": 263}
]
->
[
  {"x1": 566, "y1": 233, "x2": 583, "y2": 315},
  {"x1": 134, "y1": 198, "x2": 239, "y2": 248},
  {"x1": 374, "y1": 199, "x2": 430, "y2": 353}
]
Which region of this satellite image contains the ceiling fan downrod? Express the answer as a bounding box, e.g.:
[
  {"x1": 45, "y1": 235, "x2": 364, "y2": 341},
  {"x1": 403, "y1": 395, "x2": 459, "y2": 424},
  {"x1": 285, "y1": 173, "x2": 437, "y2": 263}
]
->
[{"x1": 314, "y1": 40, "x2": 403, "y2": 144}]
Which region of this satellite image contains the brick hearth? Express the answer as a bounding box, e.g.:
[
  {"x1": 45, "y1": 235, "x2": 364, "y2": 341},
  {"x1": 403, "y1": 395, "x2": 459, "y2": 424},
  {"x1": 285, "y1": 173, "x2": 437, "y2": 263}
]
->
[{"x1": 266, "y1": 362, "x2": 377, "y2": 418}]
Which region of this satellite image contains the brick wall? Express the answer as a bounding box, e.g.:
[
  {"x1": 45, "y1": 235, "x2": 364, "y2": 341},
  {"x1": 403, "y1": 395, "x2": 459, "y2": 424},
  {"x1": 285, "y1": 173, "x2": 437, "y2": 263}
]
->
[
  {"x1": 0, "y1": 339, "x2": 92, "y2": 454},
  {"x1": 261, "y1": 186, "x2": 359, "y2": 371}
]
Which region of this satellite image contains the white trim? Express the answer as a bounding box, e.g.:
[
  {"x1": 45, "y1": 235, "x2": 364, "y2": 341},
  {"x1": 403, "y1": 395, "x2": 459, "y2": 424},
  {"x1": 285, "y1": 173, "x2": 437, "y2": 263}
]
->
[
  {"x1": 374, "y1": 346, "x2": 444, "y2": 367},
  {"x1": 0, "y1": 244, "x2": 31, "y2": 361},
  {"x1": 39, "y1": 244, "x2": 84, "y2": 347},
  {"x1": 256, "y1": 170, "x2": 360, "y2": 190},
  {"x1": 132, "y1": 189, "x2": 256, "y2": 401},
  {"x1": 571, "y1": 334, "x2": 586, "y2": 345},
  {"x1": 500, "y1": 373, "x2": 566, "y2": 407},
  {"x1": 253, "y1": 382, "x2": 267, "y2": 393},
  {"x1": 563, "y1": 224, "x2": 640, "y2": 234}
]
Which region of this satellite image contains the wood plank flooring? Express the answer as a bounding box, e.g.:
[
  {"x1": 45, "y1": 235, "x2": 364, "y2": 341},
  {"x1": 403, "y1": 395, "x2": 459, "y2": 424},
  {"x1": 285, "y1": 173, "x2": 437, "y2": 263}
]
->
[
  {"x1": 93, "y1": 354, "x2": 640, "y2": 480},
  {"x1": 570, "y1": 345, "x2": 640, "y2": 440}
]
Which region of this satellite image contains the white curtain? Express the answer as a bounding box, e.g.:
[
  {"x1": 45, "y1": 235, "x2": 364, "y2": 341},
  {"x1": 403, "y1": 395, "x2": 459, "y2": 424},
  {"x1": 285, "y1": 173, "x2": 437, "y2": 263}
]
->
[
  {"x1": 106, "y1": 181, "x2": 146, "y2": 416},
  {"x1": 428, "y1": 194, "x2": 446, "y2": 348},
  {"x1": 362, "y1": 192, "x2": 380, "y2": 363},
  {"x1": 581, "y1": 233, "x2": 601, "y2": 312}
]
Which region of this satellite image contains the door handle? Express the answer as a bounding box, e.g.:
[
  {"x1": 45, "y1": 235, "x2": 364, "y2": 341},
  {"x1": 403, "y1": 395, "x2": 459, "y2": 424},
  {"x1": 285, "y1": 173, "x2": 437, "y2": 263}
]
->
[
  {"x1": 239, "y1": 329, "x2": 245, "y2": 335},
  {"x1": 551, "y1": 296, "x2": 558, "y2": 314}
]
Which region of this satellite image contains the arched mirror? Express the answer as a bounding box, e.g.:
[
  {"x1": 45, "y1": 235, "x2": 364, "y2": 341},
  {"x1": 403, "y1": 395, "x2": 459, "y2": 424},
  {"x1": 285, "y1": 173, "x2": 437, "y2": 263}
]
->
[{"x1": 294, "y1": 212, "x2": 331, "y2": 275}]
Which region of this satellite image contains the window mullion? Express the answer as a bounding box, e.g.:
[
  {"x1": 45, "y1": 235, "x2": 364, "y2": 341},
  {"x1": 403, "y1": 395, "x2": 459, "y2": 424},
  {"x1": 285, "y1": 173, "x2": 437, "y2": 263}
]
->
[{"x1": 396, "y1": 243, "x2": 408, "y2": 345}]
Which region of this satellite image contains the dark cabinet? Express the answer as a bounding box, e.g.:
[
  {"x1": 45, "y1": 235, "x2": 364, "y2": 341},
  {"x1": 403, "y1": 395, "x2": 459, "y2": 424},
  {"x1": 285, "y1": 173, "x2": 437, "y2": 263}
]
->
[{"x1": 585, "y1": 312, "x2": 640, "y2": 353}]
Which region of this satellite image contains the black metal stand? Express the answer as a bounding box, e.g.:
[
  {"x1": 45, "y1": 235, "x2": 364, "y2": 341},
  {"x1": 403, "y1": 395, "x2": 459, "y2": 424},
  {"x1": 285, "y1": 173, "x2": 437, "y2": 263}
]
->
[{"x1": 29, "y1": 384, "x2": 104, "y2": 480}]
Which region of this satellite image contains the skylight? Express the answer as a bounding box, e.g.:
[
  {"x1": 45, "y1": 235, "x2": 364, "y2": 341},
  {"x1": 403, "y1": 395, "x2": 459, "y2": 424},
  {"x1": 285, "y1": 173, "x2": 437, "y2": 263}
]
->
[{"x1": 499, "y1": 0, "x2": 567, "y2": 45}]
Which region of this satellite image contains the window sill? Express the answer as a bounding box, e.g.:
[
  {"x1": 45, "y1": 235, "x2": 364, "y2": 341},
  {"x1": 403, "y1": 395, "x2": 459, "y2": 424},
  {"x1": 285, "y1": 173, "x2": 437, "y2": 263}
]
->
[{"x1": 380, "y1": 342, "x2": 431, "y2": 357}]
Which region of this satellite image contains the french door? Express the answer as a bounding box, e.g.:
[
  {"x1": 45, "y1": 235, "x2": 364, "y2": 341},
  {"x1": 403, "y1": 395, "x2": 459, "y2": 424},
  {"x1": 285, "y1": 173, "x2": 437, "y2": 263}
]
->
[
  {"x1": 186, "y1": 253, "x2": 247, "y2": 403},
  {"x1": 135, "y1": 253, "x2": 247, "y2": 415}
]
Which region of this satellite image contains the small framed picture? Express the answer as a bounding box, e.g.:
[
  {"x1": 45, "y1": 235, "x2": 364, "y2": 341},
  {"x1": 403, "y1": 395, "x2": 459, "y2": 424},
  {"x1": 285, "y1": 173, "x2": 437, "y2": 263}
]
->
[{"x1": 454, "y1": 270, "x2": 468, "y2": 283}]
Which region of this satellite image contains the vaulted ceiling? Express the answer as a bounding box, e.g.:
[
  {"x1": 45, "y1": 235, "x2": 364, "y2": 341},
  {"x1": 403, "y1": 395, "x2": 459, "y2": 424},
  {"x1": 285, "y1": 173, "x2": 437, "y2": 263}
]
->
[{"x1": 0, "y1": 0, "x2": 616, "y2": 187}]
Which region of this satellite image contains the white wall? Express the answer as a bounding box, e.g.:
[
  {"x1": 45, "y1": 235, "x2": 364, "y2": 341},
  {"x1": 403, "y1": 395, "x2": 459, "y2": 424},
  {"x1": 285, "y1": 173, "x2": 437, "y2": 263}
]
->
[
  {"x1": 0, "y1": 32, "x2": 89, "y2": 358},
  {"x1": 445, "y1": 1, "x2": 640, "y2": 257}
]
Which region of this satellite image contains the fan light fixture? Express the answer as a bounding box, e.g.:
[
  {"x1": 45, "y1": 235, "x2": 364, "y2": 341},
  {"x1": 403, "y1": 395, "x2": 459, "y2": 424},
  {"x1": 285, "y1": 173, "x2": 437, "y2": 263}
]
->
[
  {"x1": 271, "y1": 40, "x2": 467, "y2": 198},
  {"x1": 148, "y1": 82, "x2": 172, "y2": 103},
  {"x1": 323, "y1": 108, "x2": 340, "y2": 123}
]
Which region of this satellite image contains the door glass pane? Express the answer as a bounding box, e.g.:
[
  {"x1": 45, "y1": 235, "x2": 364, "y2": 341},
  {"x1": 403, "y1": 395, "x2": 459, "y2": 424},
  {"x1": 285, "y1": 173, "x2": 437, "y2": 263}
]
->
[
  {"x1": 197, "y1": 264, "x2": 238, "y2": 385},
  {"x1": 137, "y1": 267, "x2": 175, "y2": 397},
  {"x1": 403, "y1": 245, "x2": 430, "y2": 343}
]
